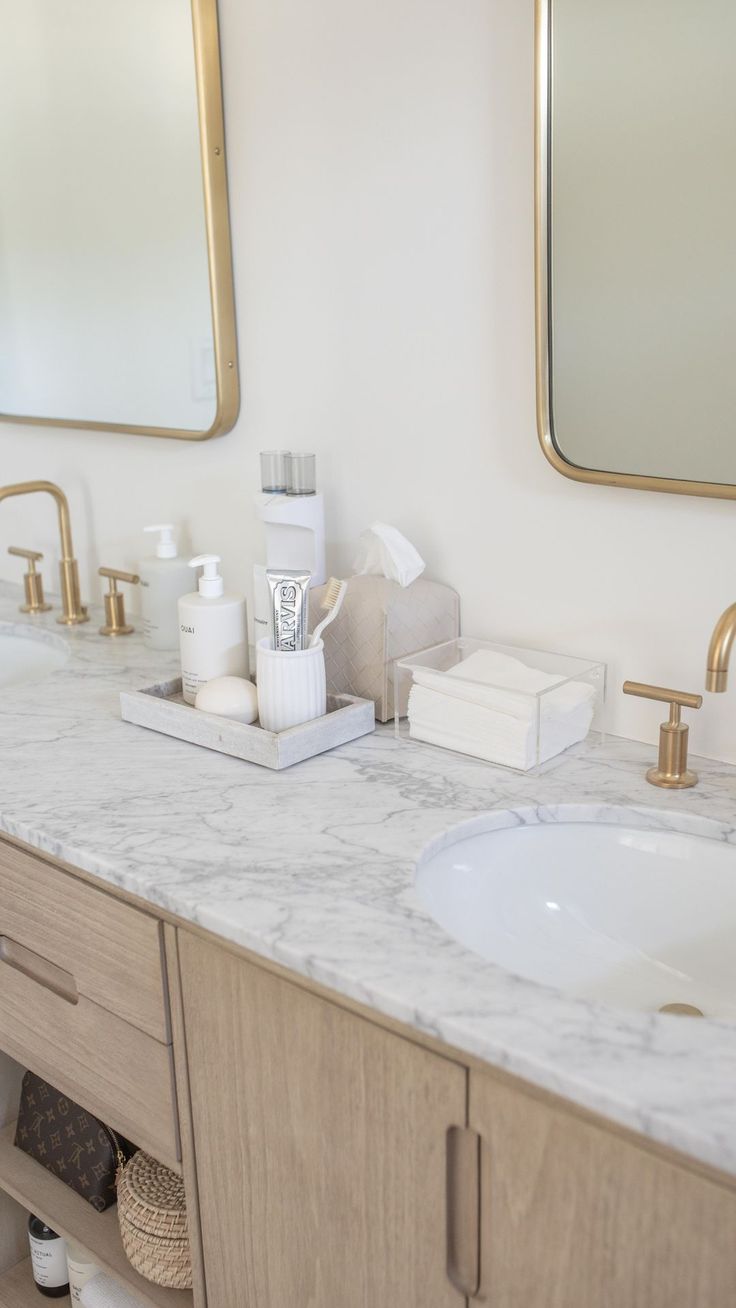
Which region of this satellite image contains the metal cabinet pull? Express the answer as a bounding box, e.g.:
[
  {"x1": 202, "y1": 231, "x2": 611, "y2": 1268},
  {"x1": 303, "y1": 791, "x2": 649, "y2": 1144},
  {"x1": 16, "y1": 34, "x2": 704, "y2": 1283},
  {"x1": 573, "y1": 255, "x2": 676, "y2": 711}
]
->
[
  {"x1": 446, "y1": 1125, "x2": 481, "y2": 1297},
  {"x1": 0, "y1": 935, "x2": 78, "y2": 1004}
]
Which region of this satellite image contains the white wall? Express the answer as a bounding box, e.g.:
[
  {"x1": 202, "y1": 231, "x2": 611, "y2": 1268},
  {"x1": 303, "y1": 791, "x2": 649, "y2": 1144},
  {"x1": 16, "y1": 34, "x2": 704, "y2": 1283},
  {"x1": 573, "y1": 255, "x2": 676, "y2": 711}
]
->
[{"x1": 2, "y1": 0, "x2": 736, "y2": 762}]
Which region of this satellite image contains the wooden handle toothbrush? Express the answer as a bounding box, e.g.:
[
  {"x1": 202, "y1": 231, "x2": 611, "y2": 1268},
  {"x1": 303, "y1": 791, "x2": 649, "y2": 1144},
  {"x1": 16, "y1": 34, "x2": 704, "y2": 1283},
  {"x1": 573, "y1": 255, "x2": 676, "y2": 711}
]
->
[{"x1": 310, "y1": 578, "x2": 348, "y2": 647}]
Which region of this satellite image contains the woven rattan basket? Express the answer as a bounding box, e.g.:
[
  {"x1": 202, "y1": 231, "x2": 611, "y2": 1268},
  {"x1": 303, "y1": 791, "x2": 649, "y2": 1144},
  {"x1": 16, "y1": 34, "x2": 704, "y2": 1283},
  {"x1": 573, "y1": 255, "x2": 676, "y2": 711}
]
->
[{"x1": 117, "y1": 1152, "x2": 192, "y2": 1290}]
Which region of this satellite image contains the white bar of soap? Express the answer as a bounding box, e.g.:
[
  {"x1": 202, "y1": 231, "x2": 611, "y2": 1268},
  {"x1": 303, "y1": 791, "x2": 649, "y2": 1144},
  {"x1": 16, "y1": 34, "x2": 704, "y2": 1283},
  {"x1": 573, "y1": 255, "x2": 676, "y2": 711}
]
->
[{"x1": 194, "y1": 675, "x2": 259, "y2": 723}]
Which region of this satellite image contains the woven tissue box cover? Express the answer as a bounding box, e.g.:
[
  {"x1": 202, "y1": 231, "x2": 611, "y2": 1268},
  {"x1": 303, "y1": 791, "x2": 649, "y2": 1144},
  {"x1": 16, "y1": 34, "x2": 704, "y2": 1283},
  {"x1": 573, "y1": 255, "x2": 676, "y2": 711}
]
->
[{"x1": 309, "y1": 575, "x2": 460, "y2": 721}]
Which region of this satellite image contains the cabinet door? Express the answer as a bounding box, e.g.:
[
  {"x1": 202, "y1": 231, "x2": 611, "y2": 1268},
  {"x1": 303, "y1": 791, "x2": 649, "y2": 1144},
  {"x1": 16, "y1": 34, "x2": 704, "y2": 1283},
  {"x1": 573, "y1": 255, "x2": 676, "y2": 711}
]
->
[
  {"x1": 471, "y1": 1070, "x2": 736, "y2": 1308},
  {"x1": 178, "y1": 932, "x2": 467, "y2": 1308}
]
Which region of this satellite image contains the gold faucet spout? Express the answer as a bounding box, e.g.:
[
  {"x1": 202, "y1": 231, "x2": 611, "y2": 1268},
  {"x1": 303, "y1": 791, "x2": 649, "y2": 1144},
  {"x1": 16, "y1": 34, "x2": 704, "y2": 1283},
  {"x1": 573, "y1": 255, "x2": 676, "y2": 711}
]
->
[
  {"x1": 0, "y1": 481, "x2": 88, "y2": 625},
  {"x1": 706, "y1": 602, "x2": 736, "y2": 693}
]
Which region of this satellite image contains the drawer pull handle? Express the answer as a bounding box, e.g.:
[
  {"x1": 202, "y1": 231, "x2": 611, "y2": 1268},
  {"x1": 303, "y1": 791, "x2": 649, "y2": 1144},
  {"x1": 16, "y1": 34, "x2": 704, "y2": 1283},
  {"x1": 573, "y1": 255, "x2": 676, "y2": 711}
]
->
[
  {"x1": 0, "y1": 936, "x2": 79, "y2": 1004},
  {"x1": 446, "y1": 1125, "x2": 481, "y2": 1297}
]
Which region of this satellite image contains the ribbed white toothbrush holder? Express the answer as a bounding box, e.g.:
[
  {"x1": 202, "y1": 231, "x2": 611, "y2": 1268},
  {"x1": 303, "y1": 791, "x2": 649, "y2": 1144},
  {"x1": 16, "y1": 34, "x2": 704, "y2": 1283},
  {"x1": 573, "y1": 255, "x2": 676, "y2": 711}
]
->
[{"x1": 256, "y1": 637, "x2": 327, "y2": 733}]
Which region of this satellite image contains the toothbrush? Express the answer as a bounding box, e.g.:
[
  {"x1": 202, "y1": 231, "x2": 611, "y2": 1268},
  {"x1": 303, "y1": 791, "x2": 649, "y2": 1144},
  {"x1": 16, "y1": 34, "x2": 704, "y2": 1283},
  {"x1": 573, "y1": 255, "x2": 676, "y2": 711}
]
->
[{"x1": 310, "y1": 578, "x2": 348, "y2": 647}]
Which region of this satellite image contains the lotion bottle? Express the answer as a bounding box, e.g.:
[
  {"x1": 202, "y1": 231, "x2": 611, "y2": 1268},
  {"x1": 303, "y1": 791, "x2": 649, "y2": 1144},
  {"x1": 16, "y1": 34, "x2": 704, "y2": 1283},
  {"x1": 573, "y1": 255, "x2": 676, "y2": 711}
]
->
[
  {"x1": 178, "y1": 554, "x2": 249, "y2": 705},
  {"x1": 139, "y1": 524, "x2": 191, "y2": 651},
  {"x1": 65, "y1": 1241, "x2": 100, "y2": 1304}
]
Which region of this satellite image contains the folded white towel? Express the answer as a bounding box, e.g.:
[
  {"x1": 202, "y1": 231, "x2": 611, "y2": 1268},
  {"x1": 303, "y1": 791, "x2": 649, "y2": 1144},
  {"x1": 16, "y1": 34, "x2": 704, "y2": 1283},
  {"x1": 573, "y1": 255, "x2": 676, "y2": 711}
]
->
[
  {"x1": 408, "y1": 649, "x2": 595, "y2": 770},
  {"x1": 80, "y1": 1273, "x2": 148, "y2": 1308}
]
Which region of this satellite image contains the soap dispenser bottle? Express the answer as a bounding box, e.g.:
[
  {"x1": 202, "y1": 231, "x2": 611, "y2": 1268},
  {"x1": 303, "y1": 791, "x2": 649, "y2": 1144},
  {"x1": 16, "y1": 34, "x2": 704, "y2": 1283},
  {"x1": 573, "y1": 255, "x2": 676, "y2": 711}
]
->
[
  {"x1": 178, "y1": 554, "x2": 249, "y2": 705},
  {"x1": 139, "y1": 524, "x2": 191, "y2": 651}
]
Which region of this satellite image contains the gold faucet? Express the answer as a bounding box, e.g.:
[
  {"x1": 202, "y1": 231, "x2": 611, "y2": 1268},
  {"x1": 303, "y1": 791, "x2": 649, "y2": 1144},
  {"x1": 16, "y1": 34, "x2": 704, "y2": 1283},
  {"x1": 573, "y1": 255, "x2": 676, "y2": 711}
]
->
[
  {"x1": 623, "y1": 681, "x2": 702, "y2": 788},
  {"x1": 0, "y1": 481, "x2": 88, "y2": 625},
  {"x1": 706, "y1": 604, "x2": 736, "y2": 692}
]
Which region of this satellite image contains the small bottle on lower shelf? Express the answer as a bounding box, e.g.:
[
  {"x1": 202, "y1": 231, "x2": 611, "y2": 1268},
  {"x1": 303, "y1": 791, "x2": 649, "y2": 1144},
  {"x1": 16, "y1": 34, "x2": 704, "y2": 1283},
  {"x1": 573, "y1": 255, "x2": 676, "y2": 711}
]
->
[
  {"x1": 28, "y1": 1214, "x2": 70, "y2": 1299},
  {"x1": 66, "y1": 1241, "x2": 100, "y2": 1304}
]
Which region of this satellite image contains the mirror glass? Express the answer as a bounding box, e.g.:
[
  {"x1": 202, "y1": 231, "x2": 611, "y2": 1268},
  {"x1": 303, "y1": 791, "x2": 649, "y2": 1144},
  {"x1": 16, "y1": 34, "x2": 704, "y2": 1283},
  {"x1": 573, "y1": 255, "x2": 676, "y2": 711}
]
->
[
  {"x1": 0, "y1": 0, "x2": 236, "y2": 438},
  {"x1": 545, "y1": 0, "x2": 736, "y2": 488}
]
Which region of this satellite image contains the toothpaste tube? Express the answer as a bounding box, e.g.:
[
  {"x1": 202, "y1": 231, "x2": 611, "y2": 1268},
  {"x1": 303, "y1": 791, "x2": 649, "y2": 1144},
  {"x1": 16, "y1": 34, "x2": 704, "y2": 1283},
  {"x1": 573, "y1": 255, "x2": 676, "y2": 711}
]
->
[{"x1": 267, "y1": 569, "x2": 310, "y2": 651}]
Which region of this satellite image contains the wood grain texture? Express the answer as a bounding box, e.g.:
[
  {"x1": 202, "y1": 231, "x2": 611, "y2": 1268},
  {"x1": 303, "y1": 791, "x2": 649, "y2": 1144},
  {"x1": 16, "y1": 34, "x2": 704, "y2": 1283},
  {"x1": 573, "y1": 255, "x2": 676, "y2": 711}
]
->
[
  {"x1": 0, "y1": 1261, "x2": 38, "y2": 1308},
  {"x1": 163, "y1": 926, "x2": 207, "y2": 1308},
  {"x1": 0, "y1": 959, "x2": 179, "y2": 1171},
  {"x1": 0, "y1": 1058, "x2": 27, "y2": 1277},
  {"x1": 0, "y1": 1206, "x2": 26, "y2": 1284},
  {"x1": 178, "y1": 931, "x2": 466, "y2": 1308},
  {"x1": 471, "y1": 1069, "x2": 736, "y2": 1307},
  {"x1": 0, "y1": 1056, "x2": 24, "y2": 1133},
  {"x1": 0, "y1": 1124, "x2": 191, "y2": 1308},
  {"x1": 0, "y1": 839, "x2": 169, "y2": 1042},
  {"x1": 0, "y1": 936, "x2": 77, "y2": 1004}
]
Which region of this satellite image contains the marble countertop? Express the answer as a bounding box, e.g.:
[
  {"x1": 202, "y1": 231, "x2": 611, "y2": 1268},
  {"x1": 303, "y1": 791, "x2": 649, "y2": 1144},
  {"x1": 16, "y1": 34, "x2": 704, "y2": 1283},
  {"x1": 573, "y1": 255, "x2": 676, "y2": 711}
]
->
[{"x1": 2, "y1": 582, "x2": 736, "y2": 1178}]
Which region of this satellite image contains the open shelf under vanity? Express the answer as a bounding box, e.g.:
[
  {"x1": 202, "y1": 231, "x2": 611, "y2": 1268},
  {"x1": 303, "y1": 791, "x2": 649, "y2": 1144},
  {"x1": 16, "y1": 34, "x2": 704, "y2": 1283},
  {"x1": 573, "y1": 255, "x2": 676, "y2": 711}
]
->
[{"x1": 0, "y1": 1123, "x2": 193, "y2": 1308}]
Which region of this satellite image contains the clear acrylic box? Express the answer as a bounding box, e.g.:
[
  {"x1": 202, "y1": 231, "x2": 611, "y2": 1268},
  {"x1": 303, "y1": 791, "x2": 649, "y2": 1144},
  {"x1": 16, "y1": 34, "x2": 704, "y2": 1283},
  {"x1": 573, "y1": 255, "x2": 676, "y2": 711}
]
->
[{"x1": 394, "y1": 637, "x2": 606, "y2": 773}]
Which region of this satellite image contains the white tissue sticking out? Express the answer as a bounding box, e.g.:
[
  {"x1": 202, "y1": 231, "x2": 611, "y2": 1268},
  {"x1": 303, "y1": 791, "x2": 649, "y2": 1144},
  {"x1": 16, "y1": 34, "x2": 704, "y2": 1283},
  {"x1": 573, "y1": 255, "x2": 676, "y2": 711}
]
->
[
  {"x1": 80, "y1": 1272, "x2": 148, "y2": 1308},
  {"x1": 353, "y1": 522, "x2": 425, "y2": 589}
]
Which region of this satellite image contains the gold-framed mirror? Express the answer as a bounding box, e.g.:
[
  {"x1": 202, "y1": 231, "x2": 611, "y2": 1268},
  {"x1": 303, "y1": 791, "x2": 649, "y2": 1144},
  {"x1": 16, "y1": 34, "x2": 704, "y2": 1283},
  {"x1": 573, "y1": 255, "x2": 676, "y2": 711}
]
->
[
  {"x1": 0, "y1": 0, "x2": 238, "y2": 441},
  {"x1": 536, "y1": 0, "x2": 736, "y2": 499}
]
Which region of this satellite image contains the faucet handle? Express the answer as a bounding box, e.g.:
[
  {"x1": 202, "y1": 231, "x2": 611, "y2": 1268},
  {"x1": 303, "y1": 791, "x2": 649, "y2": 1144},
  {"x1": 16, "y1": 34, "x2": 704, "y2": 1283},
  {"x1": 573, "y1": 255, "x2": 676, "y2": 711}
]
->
[
  {"x1": 8, "y1": 545, "x2": 43, "y2": 563},
  {"x1": 8, "y1": 546, "x2": 52, "y2": 614},
  {"x1": 623, "y1": 681, "x2": 702, "y2": 789},
  {"x1": 98, "y1": 567, "x2": 140, "y2": 637},
  {"x1": 622, "y1": 682, "x2": 703, "y2": 712}
]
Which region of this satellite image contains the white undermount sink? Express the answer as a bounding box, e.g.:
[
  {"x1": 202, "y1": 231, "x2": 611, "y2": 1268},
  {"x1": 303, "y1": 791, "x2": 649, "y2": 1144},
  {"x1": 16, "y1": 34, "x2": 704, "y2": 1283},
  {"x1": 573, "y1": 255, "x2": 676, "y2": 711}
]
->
[
  {"x1": 416, "y1": 807, "x2": 736, "y2": 1018},
  {"x1": 0, "y1": 624, "x2": 69, "y2": 688}
]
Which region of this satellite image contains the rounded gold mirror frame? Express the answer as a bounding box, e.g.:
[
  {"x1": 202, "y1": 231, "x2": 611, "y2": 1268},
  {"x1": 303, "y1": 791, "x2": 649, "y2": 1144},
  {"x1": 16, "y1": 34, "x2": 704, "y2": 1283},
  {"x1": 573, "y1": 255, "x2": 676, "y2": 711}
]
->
[
  {"x1": 535, "y1": 0, "x2": 736, "y2": 500},
  {"x1": 1, "y1": 0, "x2": 239, "y2": 442}
]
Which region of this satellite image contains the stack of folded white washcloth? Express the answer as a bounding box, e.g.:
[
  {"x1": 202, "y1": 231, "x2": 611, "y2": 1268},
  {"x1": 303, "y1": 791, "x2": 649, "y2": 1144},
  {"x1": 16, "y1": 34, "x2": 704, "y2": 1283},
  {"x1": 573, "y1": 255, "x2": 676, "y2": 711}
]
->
[
  {"x1": 80, "y1": 1273, "x2": 148, "y2": 1308},
  {"x1": 407, "y1": 648, "x2": 596, "y2": 770}
]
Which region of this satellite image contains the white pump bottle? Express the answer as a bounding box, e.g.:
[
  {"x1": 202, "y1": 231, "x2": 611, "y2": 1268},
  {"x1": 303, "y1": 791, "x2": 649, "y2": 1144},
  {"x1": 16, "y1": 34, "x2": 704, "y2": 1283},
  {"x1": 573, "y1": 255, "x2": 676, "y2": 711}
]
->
[
  {"x1": 139, "y1": 524, "x2": 191, "y2": 651},
  {"x1": 178, "y1": 555, "x2": 249, "y2": 705}
]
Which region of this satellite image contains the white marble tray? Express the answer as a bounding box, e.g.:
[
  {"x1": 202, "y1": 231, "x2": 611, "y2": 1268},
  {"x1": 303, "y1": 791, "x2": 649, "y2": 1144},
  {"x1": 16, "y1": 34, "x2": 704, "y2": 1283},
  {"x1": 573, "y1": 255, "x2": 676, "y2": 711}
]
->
[{"x1": 120, "y1": 678, "x2": 375, "y2": 769}]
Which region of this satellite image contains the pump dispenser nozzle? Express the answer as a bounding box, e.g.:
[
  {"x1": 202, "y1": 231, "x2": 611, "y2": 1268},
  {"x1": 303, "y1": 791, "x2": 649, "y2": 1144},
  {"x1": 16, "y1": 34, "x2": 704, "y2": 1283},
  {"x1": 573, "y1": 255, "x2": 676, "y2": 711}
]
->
[
  {"x1": 144, "y1": 524, "x2": 178, "y2": 559},
  {"x1": 189, "y1": 553, "x2": 224, "y2": 598}
]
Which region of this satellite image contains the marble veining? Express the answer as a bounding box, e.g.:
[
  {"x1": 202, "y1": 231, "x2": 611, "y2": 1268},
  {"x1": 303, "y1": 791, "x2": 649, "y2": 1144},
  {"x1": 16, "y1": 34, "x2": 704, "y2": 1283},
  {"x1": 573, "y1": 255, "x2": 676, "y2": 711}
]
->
[
  {"x1": 2, "y1": 583, "x2": 736, "y2": 1176},
  {"x1": 0, "y1": 620, "x2": 70, "y2": 654}
]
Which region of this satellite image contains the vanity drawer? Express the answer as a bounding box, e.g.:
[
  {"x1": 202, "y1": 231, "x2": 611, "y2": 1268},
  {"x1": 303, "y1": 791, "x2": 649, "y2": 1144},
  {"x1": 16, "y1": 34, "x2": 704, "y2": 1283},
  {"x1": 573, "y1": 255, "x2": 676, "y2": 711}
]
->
[
  {"x1": 0, "y1": 839, "x2": 169, "y2": 1041},
  {"x1": 0, "y1": 839, "x2": 180, "y2": 1170},
  {"x1": 0, "y1": 959, "x2": 180, "y2": 1170}
]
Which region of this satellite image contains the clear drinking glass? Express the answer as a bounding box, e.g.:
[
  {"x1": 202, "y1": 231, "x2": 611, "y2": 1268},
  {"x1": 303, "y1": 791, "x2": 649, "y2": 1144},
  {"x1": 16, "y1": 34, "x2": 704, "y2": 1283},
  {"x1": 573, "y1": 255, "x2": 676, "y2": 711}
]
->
[
  {"x1": 285, "y1": 452, "x2": 317, "y2": 496},
  {"x1": 260, "y1": 450, "x2": 290, "y2": 493}
]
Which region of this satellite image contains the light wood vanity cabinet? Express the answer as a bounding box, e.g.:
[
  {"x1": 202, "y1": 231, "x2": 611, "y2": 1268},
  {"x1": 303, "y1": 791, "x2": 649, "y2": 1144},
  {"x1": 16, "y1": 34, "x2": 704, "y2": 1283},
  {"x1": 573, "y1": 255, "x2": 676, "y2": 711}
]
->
[
  {"x1": 177, "y1": 929, "x2": 736, "y2": 1308},
  {"x1": 0, "y1": 838, "x2": 191, "y2": 1308},
  {"x1": 0, "y1": 834, "x2": 735, "y2": 1308},
  {"x1": 177, "y1": 932, "x2": 466, "y2": 1308},
  {"x1": 0, "y1": 840, "x2": 179, "y2": 1171},
  {"x1": 470, "y1": 1070, "x2": 736, "y2": 1308}
]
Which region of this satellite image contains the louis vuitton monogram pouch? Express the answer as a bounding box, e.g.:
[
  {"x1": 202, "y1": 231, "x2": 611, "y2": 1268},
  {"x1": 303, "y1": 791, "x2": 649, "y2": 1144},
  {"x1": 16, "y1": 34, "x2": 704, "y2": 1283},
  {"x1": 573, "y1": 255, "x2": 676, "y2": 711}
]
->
[{"x1": 14, "y1": 1071, "x2": 136, "y2": 1212}]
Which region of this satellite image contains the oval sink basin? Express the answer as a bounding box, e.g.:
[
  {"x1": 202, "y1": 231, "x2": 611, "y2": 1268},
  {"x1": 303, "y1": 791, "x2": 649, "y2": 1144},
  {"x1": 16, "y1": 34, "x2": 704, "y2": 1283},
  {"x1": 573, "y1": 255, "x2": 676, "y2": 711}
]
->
[
  {"x1": 416, "y1": 808, "x2": 736, "y2": 1018},
  {"x1": 0, "y1": 625, "x2": 69, "y2": 689}
]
